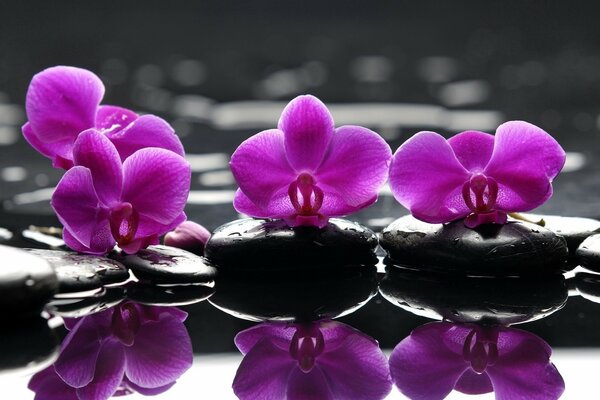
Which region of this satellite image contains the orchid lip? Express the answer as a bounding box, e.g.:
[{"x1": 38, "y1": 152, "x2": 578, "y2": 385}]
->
[
  {"x1": 289, "y1": 325, "x2": 325, "y2": 373},
  {"x1": 462, "y1": 173, "x2": 499, "y2": 214},
  {"x1": 109, "y1": 202, "x2": 139, "y2": 247},
  {"x1": 462, "y1": 327, "x2": 499, "y2": 374},
  {"x1": 288, "y1": 172, "x2": 324, "y2": 216}
]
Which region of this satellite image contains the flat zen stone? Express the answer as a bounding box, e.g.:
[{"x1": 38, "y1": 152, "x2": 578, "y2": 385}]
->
[
  {"x1": 575, "y1": 234, "x2": 600, "y2": 273},
  {"x1": 112, "y1": 245, "x2": 217, "y2": 284},
  {"x1": 380, "y1": 267, "x2": 568, "y2": 325},
  {"x1": 126, "y1": 283, "x2": 215, "y2": 306},
  {"x1": 25, "y1": 249, "x2": 130, "y2": 293},
  {"x1": 205, "y1": 218, "x2": 378, "y2": 271},
  {"x1": 520, "y1": 213, "x2": 600, "y2": 255},
  {"x1": 0, "y1": 245, "x2": 58, "y2": 316},
  {"x1": 47, "y1": 287, "x2": 126, "y2": 318},
  {"x1": 380, "y1": 216, "x2": 568, "y2": 277}
]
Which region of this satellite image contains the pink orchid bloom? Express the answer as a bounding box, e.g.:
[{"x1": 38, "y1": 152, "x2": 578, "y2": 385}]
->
[
  {"x1": 51, "y1": 130, "x2": 190, "y2": 255},
  {"x1": 390, "y1": 322, "x2": 565, "y2": 400},
  {"x1": 23, "y1": 66, "x2": 184, "y2": 169},
  {"x1": 389, "y1": 121, "x2": 566, "y2": 228},
  {"x1": 233, "y1": 320, "x2": 392, "y2": 400},
  {"x1": 230, "y1": 95, "x2": 392, "y2": 228}
]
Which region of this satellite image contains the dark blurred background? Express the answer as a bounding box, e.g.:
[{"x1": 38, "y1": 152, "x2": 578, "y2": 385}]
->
[{"x1": 2, "y1": 1, "x2": 600, "y2": 352}]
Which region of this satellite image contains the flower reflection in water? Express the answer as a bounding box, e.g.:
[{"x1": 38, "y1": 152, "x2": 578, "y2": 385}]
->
[
  {"x1": 390, "y1": 322, "x2": 565, "y2": 400},
  {"x1": 233, "y1": 320, "x2": 392, "y2": 400},
  {"x1": 28, "y1": 301, "x2": 193, "y2": 400}
]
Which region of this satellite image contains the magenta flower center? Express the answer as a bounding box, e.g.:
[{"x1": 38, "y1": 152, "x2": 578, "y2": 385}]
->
[
  {"x1": 111, "y1": 303, "x2": 141, "y2": 346},
  {"x1": 109, "y1": 203, "x2": 139, "y2": 247},
  {"x1": 288, "y1": 173, "x2": 324, "y2": 216},
  {"x1": 289, "y1": 325, "x2": 325, "y2": 373},
  {"x1": 461, "y1": 173, "x2": 499, "y2": 214},
  {"x1": 462, "y1": 328, "x2": 499, "y2": 374}
]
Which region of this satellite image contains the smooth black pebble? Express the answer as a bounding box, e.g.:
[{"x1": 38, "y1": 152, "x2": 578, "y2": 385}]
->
[
  {"x1": 575, "y1": 234, "x2": 600, "y2": 273},
  {"x1": 112, "y1": 245, "x2": 217, "y2": 284},
  {"x1": 205, "y1": 218, "x2": 378, "y2": 272},
  {"x1": 380, "y1": 215, "x2": 568, "y2": 276},
  {"x1": 25, "y1": 249, "x2": 130, "y2": 293},
  {"x1": 0, "y1": 245, "x2": 58, "y2": 316}
]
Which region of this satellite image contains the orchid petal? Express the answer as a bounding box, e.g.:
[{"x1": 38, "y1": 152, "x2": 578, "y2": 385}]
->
[
  {"x1": 76, "y1": 340, "x2": 126, "y2": 400},
  {"x1": 28, "y1": 367, "x2": 79, "y2": 400},
  {"x1": 447, "y1": 130, "x2": 495, "y2": 171},
  {"x1": 122, "y1": 148, "x2": 190, "y2": 225},
  {"x1": 484, "y1": 121, "x2": 566, "y2": 211},
  {"x1": 122, "y1": 377, "x2": 176, "y2": 396},
  {"x1": 318, "y1": 331, "x2": 392, "y2": 400},
  {"x1": 486, "y1": 327, "x2": 564, "y2": 400},
  {"x1": 230, "y1": 129, "x2": 295, "y2": 210},
  {"x1": 106, "y1": 114, "x2": 185, "y2": 160},
  {"x1": 454, "y1": 370, "x2": 494, "y2": 395},
  {"x1": 22, "y1": 122, "x2": 74, "y2": 169},
  {"x1": 233, "y1": 188, "x2": 295, "y2": 219},
  {"x1": 54, "y1": 317, "x2": 104, "y2": 388},
  {"x1": 316, "y1": 126, "x2": 391, "y2": 207},
  {"x1": 389, "y1": 322, "x2": 469, "y2": 400},
  {"x1": 235, "y1": 322, "x2": 297, "y2": 354},
  {"x1": 72, "y1": 129, "x2": 123, "y2": 206},
  {"x1": 52, "y1": 166, "x2": 107, "y2": 248},
  {"x1": 389, "y1": 131, "x2": 471, "y2": 223},
  {"x1": 233, "y1": 337, "x2": 295, "y2": 400},
  {"x1": 25, "y1": 66, "x2": 103, "y2": 147},
  {"x1": 95, "y1": 105, "x2": 138, "y2": 133},
  {"x1": 278, "y1": 95, "x2": 334, "y2": 171},
  {"x1": 63, "y1": 225, "x2": 114, "y2": 255},
  {"x1": 287, "y1": 367, "x2": 333, "y2": 400},
  {"x1": 124, "y1": 314, "x2": 192, "y2": 388}
]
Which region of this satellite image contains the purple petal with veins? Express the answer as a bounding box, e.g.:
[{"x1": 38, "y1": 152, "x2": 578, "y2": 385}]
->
[
  {"x1": 231, "y1": 95, "x2": 391, "y2": 227},
  {"x1": 389, "y1": 121, "x2": 566, "y2": 227},
  {"x1": 233, "y1": 320, "x2": 392, "y2": 400},
  {"x1": 389, "y1": 322, "x2": 565, "y2": 400}
]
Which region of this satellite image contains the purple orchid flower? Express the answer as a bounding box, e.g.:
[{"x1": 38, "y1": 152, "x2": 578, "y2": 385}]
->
[
  {"x1": 28, "y1": 302, "x2": 192, "y2": 400},
  {"x1": 389, "y1": 122, "x2": 566, "y2": 228},
  {"x1": 230, "y1": 95, "x2": 392, "y2": 228},
  {"x1": 389, "y1": 322, "x2": 565, "y2": 400},
  {"x1": 23, "y1": 66, "x2": 184, "y2": 169},
  {"x1": 51, "y1": 129, "x2": 191, "y2": 255},
  {"x1": 233, "y1": 320, "x2": 393, "y2": 400}
]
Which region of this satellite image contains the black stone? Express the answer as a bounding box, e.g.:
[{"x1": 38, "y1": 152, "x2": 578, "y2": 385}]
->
[
  {"x1": 380, "y1": 216, "x2": 568, "y2": 277},
  {"x1": 127, "y1": 283, "x2": 215, "y2": 306},
  {"x1": 0, "y1": 317, "x2": 58, "y2": 375},
  {"x1": 575, "y1": 234, "x2": 600, "y2": 273},
  {"x1": 209, "y1": 266, "x2": 378, "y2": 322},
  {"x1": 380, "y1": 267, "x2": 568, "y2": 325},
  {"x1": 573, "y1": 272, "x2": 600, "y2": 304},
  {"x1": 112, "y1": 245, "x2": 217, "y2": 284},
  {"x1": 521, "y1": 213, "x2": 600, "y2": 256},
  {"x1": 25, "y1": 249, "x2": 130, "y2": 294},
  {"x1": 205, "y1": 218, "x2": 378, "y2": 272},
  {"x1": 47, "y1": 287, "x2": 126, "y2": 318},
  {"x1": 0, "y1": 245, "x2": 58, "y2": 317}
]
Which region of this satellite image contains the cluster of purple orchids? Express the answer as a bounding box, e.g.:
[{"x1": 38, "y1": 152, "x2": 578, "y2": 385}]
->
[
  {"x1": 23, "y1": 66, "x2": 191, "y2": 255},
  {"x1": 23, "y1": 66, "x2": 566, "y2": 256},
  {"x1": 29, "y1": 302, "x2": 193, "y2": 400}
]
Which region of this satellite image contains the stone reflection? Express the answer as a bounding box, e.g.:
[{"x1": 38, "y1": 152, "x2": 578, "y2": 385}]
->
[
  {"x1": 389, "y1": 322, "x2": 565, "y2": 400},
  {"x1": 28, "y1": 301, "x2": 193, "y2": 400},
  {"x1": 232, "y1": 320, "x2": 392, "y2": 400}
]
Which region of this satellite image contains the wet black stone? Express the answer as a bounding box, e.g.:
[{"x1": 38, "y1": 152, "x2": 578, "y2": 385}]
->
[
  {"x1": 0, "y1": 317, "x2": 58, "y2": 375},
  {"x1": 380, "y1": 216, "x2": 568, "y2": 277},
  {"x1": 25, "y1": 249, "x2": 130, "y2": 294},
  {"x1": 47, "y1": 287, "x2": 126, "y2": 318},
  {"x1": 573, "y1": 272, "x2": 600, "y2": 304},
  {"x1": 127, "y1": 283, "x2": 215, "y2": 306},
  {"x1": 0, "y1": 245, "x2": 59, "y2": 317},
  {"x1": 575, "y1": 234, "x2": 600, "y2": 273},
  {"x1": 380, "y1": 267, "x2": 568, "y2": 325},
  {"x1": 209, "y1": 266, "x2": 378, "y2": 322},
  {"x1": 205, "y1": 218, "x2": 378, "y2": 272},
  {"x1": 522, "y1": 213, "x2": 600, "y2": 256},
  {"x1": 112, "y1": 245, "x2": 217, "y2": 284}
]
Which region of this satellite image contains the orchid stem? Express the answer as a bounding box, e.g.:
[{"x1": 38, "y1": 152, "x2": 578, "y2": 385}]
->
[{"x1": 508, "y1": 213, "x2": 546, "y2": 227}]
